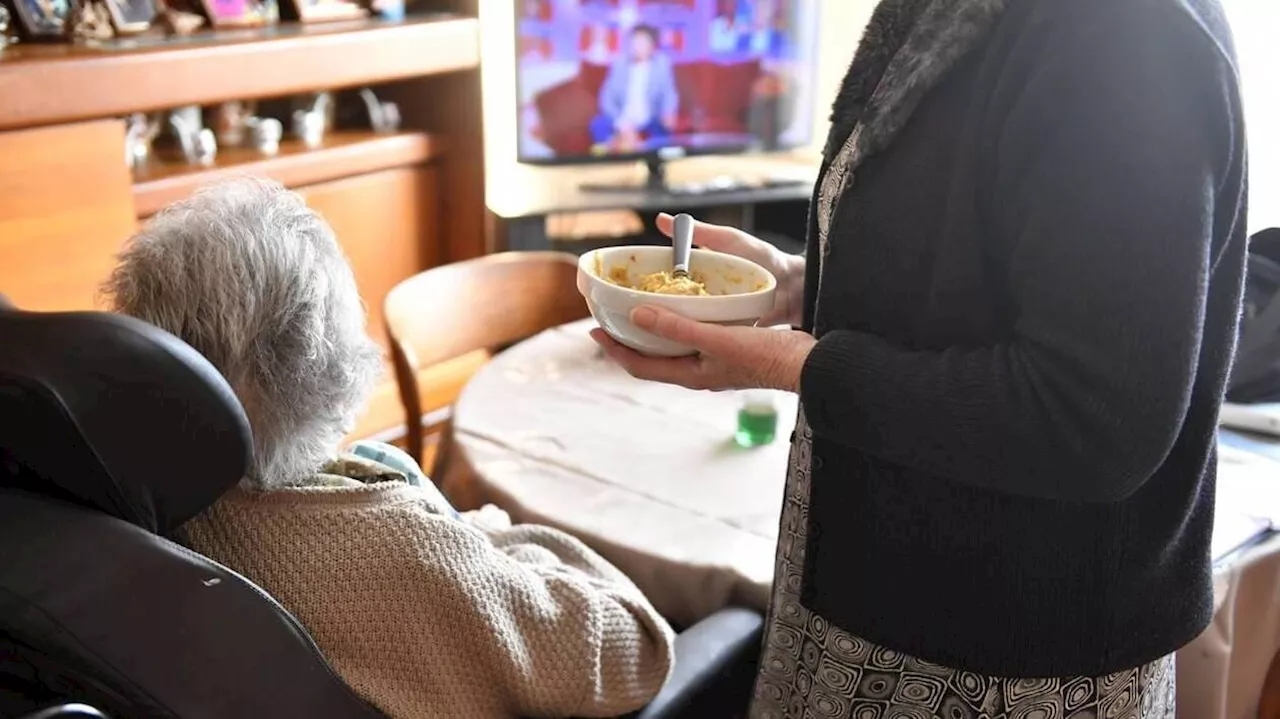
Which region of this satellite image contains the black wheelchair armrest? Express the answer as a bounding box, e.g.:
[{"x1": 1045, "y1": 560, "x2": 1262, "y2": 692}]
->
[{"x1": 626, "y1": 607, "x2": 764, "y2": 719}]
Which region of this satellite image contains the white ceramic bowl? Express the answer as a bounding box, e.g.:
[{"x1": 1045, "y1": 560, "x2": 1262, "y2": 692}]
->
[{"x1": 577, "y1": 245, "x2": 777, "y2": 357}]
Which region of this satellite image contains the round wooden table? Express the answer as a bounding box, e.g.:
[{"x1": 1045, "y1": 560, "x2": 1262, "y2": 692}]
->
[{"x1": 444, "y1": 318, "x2": 798, "y2": 626}]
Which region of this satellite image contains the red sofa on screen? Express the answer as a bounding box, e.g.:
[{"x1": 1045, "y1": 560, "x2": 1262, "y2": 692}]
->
[{"x1": 530, "y1": 59, "x2": 776, "y2": 157}]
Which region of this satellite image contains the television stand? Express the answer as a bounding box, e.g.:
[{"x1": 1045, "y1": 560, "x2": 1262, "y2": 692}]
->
[
  {"x1": 579, "y1": 156, "x2": 807, "y2": 197},
  {"x1": 578, "y1": 157, "x2": 674, "y2": 193},
  {"x1": 489, "y1": 153, "x2": 817, "y2": 252}
]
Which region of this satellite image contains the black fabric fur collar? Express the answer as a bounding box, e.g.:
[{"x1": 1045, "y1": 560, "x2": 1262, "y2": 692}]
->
[{"x1": 822, "y1": 0, "x2": 1010, "y2": 164}]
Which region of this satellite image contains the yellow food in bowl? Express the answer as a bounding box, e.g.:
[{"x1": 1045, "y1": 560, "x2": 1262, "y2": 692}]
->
[
  {"x1": 633, "y1": 271, "x2": 708, "y2": 296},
  {"x1": 601, "y1": 257, "x2": 713, "y2": 296}
]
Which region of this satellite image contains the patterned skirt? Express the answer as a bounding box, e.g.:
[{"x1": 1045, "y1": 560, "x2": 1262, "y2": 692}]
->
[{"x1": 747, "y1": 414, "x2": 1177, "y2": 719}]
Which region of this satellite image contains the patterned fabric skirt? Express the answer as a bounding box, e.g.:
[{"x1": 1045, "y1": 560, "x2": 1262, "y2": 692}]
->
[{"x1": 748, "y1": 414, "x2": 1177, "y2": 719}]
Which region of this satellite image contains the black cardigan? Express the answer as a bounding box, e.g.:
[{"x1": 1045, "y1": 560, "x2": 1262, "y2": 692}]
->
[{"x1": 796, "y1": 0, "x2": 1248, "y2": 677}]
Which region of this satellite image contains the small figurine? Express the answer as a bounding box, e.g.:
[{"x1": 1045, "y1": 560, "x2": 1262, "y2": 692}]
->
[
  {"x1": 310, "y1": 92, "x2": 334, "y2": 126},
  {"x1": 124, "y1": 113, "x2": 162, "y2": 170},
  {"x1": 149, "y1": 0, "x2": 204, "y2": 34},
  {"x1": 193, "y1": 129, "x2": 217, "y2": 166},
  {"x1": 158, "y1": 6, "x2": 203, "y2": 34},
  {"x1": 213, "y1": 100, "x2": 255, "y2": 147},
  {"x1": 246, "y1": 117, "x2": 283, "y2": 156},
  {"x1": 0, "y1": 6, "x2": 12, "y2": 49},
  {"x1": 168, "y1": 105, "x2": 203, "y2": 136},
  {"x1": 292, "y1": 109, "x2": 325, "y2": 149},
  {"x1": 358, "y1": 88, "x2": 402, "y2": 134},
  {"x1": 291, "y1": 92, "x2": 331, "y2": 149},
  {"x1": 67, "y1": 0, "x2": 114, "y2": 42},
  {"x1": 169, "y1": 110, "x2": 215, "y2": 166}
]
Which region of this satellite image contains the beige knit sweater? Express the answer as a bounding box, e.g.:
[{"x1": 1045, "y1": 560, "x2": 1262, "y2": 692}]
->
[{"x1": 183, "y1": 456, "x2": 674, "y2": 719}]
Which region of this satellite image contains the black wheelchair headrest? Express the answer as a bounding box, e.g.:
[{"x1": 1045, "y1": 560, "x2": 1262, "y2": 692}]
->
[{"x1": 0, "y1": 296, "x2": 251, "y2": 535}]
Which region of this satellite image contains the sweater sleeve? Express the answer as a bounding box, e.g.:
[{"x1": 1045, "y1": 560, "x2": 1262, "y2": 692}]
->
[
  {"x1": 800, "y1": 3, "x2": 1245, "y2": 502},
  {"x1": 461, "y1": 522, "x2": 675, "y2": 717}
]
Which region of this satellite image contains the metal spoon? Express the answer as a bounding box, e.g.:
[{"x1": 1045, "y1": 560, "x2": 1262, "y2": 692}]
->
[{"x1": 672, "y1": 213, "x2": 695, "y2": 279}]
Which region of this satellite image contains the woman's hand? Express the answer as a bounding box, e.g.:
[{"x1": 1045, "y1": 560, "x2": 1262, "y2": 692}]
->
[
  {"x1": 654, "y1": 212, "x2": 805, "y2": 328},
  {"x1": 591, "y1": 305, "x2": 816, "y2": 392}
]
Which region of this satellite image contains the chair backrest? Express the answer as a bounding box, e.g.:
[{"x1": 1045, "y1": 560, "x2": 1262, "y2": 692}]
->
[
  {"x1": 0, "y1": 296, "x2": 250, "y2": 535},
  {"x1": 383, "y1": 252, "x2": 588, "y2": 463},
  {"x1": 1262, "y1": 646, "x2": 1280, "y2": 719},
  {"x1": 0, "y1": 300, "x2": 387, "y2": 719}
]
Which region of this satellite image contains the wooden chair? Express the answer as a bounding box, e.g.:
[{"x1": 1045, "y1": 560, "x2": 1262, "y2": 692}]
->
[
  {"x1": 1261, "y1": 648, "x2": 1280, "y2": 719},
  {"x1": 383, "y1": 251, "x2": 589, "y2": 475}
]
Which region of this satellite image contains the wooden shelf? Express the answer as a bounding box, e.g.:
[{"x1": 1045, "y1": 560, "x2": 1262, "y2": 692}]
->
[
  {"x1": 132, "y1": 130, "x2": 443, "y2": 216},
  {"x1": 0, "y1": 15, "x2": 478, "y2": 131}
]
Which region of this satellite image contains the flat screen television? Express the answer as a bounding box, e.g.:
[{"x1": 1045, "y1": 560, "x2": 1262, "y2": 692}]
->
[{"x1": 515, "y1": 0, "x2": 820, "y2": 190}]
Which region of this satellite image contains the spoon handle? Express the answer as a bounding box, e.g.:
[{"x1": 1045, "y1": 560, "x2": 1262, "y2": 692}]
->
[{"x1": 672, "y1": 213, "x2": 694, "y2": 276}]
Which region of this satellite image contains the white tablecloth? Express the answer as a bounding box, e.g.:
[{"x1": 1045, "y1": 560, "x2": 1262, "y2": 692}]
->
[
  {"x1": 446, "y1": 320, "x2": 796, "y2": 626},
  {"x1": 444, "y1": 319, "x2": 1280, "y2": 718}
]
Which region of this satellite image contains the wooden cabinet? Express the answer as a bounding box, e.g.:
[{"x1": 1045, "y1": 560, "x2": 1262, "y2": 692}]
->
[
  {"x1": 0, "y1": 17, "x2": 479, "y2": 130},
  {"x1": 0, "y1": 121, "x2": 138, "y2": 312},
  {"x1": 303, "y1": 165, "x2": 442, "y2": 350},
  {"x1": 0, "y1": 15, "x2": 487, "y2": 440}
]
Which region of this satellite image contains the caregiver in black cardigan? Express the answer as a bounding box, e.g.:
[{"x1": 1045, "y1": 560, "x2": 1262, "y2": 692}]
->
[{"x1": 593, "y1": 0, "x2": 1249, "y2": 716}]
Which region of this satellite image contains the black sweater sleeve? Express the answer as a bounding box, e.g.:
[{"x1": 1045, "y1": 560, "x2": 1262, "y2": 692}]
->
[{"x1": 799, "y1": 2, "x2": 1245, "y2": 502}]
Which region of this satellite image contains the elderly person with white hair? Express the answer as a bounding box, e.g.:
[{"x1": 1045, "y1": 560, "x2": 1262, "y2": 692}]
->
[{"x1": 103, "y1": 178, "x2": 674, "y2": 719}]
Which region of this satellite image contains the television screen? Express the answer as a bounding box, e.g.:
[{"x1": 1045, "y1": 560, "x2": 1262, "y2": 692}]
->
[{"x1": 515, "y1": 0, "x2": 820, "y2": 163}]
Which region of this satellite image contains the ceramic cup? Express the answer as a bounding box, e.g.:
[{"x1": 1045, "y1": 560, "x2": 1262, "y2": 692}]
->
[
  {"x1": 292, "y1": 110, "x2": 325, "y2": 149},
  {"x1": 247, "y1": 117, "x2": 283, "y2": 156}
]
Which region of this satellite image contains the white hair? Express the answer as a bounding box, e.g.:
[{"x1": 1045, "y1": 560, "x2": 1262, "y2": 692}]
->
[{"x1": 103, "y1": 178, "x2": 384, "y2": 489}]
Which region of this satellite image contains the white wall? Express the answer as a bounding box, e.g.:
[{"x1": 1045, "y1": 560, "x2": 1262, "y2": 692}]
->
[
  {"x1": 801, "y1": 0, "x2": 876, "y2": 155},
  {"x1": 1224, "y1": 0, "x2": 1280, "y2": 233}
]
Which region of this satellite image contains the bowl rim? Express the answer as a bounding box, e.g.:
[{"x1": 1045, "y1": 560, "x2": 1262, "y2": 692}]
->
[{"x1": 578, "y1": 245, "x2": 778, "y2": 302}]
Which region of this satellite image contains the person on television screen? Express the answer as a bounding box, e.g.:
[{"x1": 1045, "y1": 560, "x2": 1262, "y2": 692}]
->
[
  {"x1": 708, "y1": 0, "x2": 742, "y2": 53},
  {"x1": 738, "y1": 0, "x2": 784, "y2": 55},
  {"x1": 590, "y1": 24, "x2": 679, "y2": 151}
]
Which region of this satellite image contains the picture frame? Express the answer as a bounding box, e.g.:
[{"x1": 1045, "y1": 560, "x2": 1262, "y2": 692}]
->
[
  {"x1": 103, "y1": 0, "x2": 155, "y2": 34},
  {"x1": 199, "y1": 0, "x2": 275, "y2": 27},
  {"x1": 278, "y1": 0, "x2": 363, "y2": 24},
  {"x1": 6, "y1": 0, "x2": 70, "y2": 41}
]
